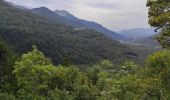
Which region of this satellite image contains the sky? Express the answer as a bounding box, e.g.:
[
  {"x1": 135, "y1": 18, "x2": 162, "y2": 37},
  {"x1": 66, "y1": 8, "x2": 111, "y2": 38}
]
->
[{"x1": 5, "y1": 0, "x2": 150, "y2": 31}]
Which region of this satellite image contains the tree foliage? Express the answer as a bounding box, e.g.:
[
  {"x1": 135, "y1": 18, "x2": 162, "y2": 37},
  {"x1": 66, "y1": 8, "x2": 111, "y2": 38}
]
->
[
  {"x1": 0, "y1": 38, "x2": 16, "y2": 92},
  {"x1": 147, "y1": 0, "x2": 170, "y2": 48},
  {"x1": 0, "y1": 44, "x2": 170, "y2": 99}
]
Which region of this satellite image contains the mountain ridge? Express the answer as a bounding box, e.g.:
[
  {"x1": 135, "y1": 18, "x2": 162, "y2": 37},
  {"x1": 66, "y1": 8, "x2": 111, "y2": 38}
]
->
[
  {"x1": 4, "y1": 1, "x2": 127, "y2": 41},
  {"x1": 0, "y1": 0, "x2": 138, "y2": 65},
  {"x1": 5, "y1": 1, "x2": 28, "y2": 11},
  {"x1": 30, "y1": 7, "x2": 71, "y2": 25},
  {"x1": 29, "y1": 6, "x2": 127, "y2": 41},
  {"x1": 54, "y1": 9, "x2": 126, "y2": 41}
]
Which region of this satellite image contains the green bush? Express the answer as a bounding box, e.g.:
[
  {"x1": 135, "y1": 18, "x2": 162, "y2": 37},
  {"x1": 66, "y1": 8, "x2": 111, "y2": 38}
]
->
[{"x1": 146, "y1": 50, "x2": 170, "y2": 71}]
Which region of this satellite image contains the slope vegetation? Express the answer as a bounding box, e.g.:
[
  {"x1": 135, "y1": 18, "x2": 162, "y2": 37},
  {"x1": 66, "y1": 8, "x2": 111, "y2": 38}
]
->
[{"x1": 0, "y1": 0, "x2": 139, "y2": 65}]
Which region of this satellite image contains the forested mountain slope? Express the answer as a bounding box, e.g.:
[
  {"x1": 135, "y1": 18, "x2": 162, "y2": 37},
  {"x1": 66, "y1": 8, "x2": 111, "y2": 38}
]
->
[
  {"x1": 55, "y1": 10, "x2": 127, "y2": 41},
  {"x1": 0, "y1": 0, "x2": 139, "y2": 65},
  {"x1": 30, "y1": 7, "x2": 71, "y2": 25},
  {"x1": 30, "y1": 7, "x2": 126, "y2": 41}
]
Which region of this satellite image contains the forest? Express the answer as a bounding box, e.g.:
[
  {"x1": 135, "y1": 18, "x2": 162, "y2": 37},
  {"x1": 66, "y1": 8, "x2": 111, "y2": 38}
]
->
[
  {"x1": 0, "y1": 0, "x2": 142, "y2": 66},
  {"x1": 0, "y1": 0, "x2": 170, "y2": 100}
]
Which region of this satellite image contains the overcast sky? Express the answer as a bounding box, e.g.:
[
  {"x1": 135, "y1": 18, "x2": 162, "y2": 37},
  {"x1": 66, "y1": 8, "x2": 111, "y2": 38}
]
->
[{"x1": 5, "y1": 0, "x2": 150, "y2": 31}]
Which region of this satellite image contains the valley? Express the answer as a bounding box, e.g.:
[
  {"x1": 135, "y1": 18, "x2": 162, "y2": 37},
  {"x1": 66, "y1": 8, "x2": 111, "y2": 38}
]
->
[{"x1": 0, "y1": 0, "x2": 169, "y2": 99}]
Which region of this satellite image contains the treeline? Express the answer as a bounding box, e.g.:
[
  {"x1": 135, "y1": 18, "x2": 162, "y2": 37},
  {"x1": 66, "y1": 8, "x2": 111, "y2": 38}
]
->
[{"x1": 0, "y1": 39, "x2": 170, "y2": 100}]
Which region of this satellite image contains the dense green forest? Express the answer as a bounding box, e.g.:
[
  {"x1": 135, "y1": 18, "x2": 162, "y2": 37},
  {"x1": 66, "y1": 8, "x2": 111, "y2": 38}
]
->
[
  {"x1": 0, "y1": 0, "x2": 170, "y2": 99},
  {"x1": 1, "y1": 38, "x2": 170, "y2": 99},
  {"x1": 0, "y1": 0, "x2": 142, "y2": 66}
]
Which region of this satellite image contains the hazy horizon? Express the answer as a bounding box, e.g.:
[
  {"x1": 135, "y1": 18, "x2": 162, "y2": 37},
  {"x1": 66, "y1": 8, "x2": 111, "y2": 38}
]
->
[{"x1": 5, "y1": 0, "x2": 151, "y2": 31}]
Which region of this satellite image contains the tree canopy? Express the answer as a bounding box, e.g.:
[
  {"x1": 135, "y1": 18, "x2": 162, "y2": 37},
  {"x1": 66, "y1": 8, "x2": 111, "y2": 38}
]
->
[
  {"x1": 0, "y1": 44, "x2": 170, "y2": 99},
  {"x1": 147, "y1": 0, "x2": 170, "y2": 48}
]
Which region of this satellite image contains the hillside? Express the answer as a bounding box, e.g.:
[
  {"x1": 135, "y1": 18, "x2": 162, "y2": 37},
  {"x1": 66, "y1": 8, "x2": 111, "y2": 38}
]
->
[
  {"x1": 55, "y1": 10, "x2": 126, "y2": 41},
  {"x1": 30, "y1": 7, "x2": 71, "y2": 25},
  {"x1": 136, "y1": 34, "x2": 161, "y2": 48},
  {"x1": 29, "y1": 7, "x2": 125, "y2": 41},
  {"x1": 118, "y1": 28, "x2": 156, "y2": 42},
  {"x1": 0, "y1": 0, "x2": 139, "y2": 65}
]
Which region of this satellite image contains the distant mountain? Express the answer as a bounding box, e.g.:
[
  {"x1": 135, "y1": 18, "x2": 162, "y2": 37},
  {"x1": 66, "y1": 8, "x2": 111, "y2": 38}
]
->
[
  {"x1": 118, "y1": 28, "x2": 161, "y2": 47},
  {"x1": 30, "y1": 8, "x2": 125, "y2": 41},
  {"x1": 0, "y1": 0, "x2": 139, "y2": 65},
  {"x1": 4, "y1": 1, "x2": 128, "y2": 41},
  {"x1": 118, "y1": 28, "x2": 156, "y2": 41},
  {"x1": 6, "y1": 1, "x2": 28, "y2": 11},
  {"x1": 54, "y1": 10, "x2": 126, "y2": 41},
  {"x1": 54, "y1": 10, "x2": 86, "y2": 27},
  {"x1": 31, "y1": 8, "x2": 126, "y2": 41},
  {"x1": 30, "y1": 7, "x2": 71, "y2": 25}
]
